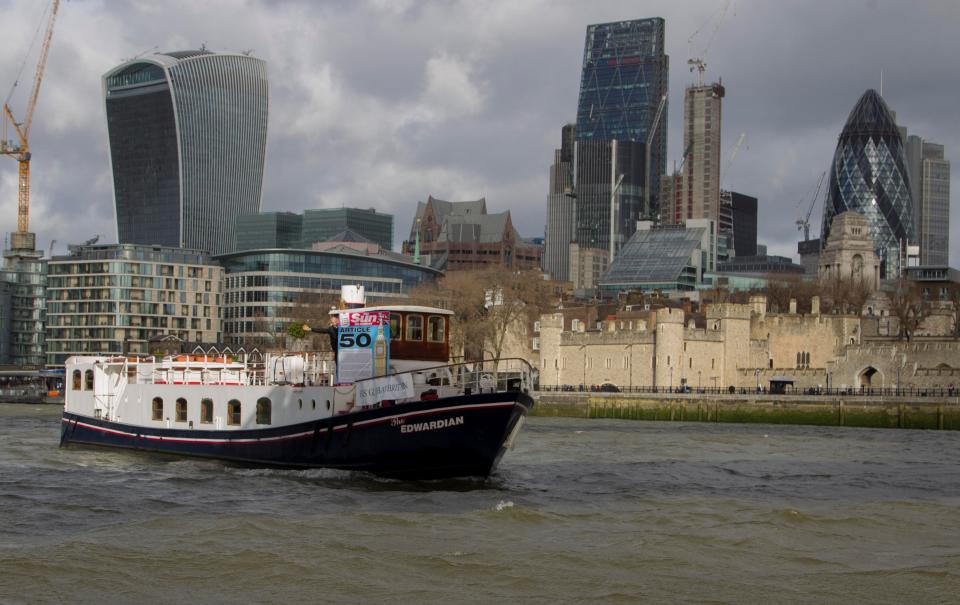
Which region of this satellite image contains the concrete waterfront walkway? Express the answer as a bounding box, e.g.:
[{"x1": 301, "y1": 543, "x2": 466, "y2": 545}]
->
[{"x1": 533, "y1": 391, "x2": 960, "y2": 430}]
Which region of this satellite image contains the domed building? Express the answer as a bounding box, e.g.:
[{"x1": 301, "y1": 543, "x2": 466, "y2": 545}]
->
[{"x1": 821, "y1": 89, "x2": 914, "y2": 279}]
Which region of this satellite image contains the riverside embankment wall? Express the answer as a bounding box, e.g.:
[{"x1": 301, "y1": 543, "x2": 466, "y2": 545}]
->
[{"x1": 533, "y1": 392, "x2": 960, "y2": 430}]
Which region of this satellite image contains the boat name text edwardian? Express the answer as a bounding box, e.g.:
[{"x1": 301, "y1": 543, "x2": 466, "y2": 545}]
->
[{"x1": 400, "y1": 416, "x2": 464, "y2": 434}]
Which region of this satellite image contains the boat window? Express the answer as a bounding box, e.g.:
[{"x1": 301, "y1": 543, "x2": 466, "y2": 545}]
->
[
  {"x1": 85, "y1": 369, "x2": 94, "y2": 391},
  {"x1": 298, "y1": 399, "x2": 302, "y2": 409},
  {"x1": 227, "y1": 400, "x2": 241, "y2": 426},
  {"x1": 152, "y1": 397, "x2": 163, "y2": 421},
  {"x1": 389, "y1": 315, "x2": 401, "y2": 339},
  {"x1": 406, "y1": 314, "x2": 423, "y2": 341},
  {"x1": 175, "y1": 398, "x2": 187, "y2": 422},
  {"x1": 311, "y1": 399, "x2": 316, "y2": 410},
  {"x1": 72, "y1": 370, "x2": 82, "y2": 391},
  {"x1": 256, "y1": 398, "x2": 271, "y2": 425},
  {"x1": 427, "y1": 316, "x2": 445, "y2": 342},
  {"x1": 200, "y1": 398, "x2": 213, "y2": 424}
]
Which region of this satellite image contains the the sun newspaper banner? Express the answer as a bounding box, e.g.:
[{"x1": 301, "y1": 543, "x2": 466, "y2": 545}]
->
[
  {"x1": 335, "y1": 310, "x2": 390, "y2": 385},
  {"x1": 356, "y1": 373, "x2": 415, "y2": 407}
]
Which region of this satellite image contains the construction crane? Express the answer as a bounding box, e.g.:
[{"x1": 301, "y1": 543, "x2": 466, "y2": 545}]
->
[
  {"x1": 721, "y1": 132, "x2": 747, "y2": 190},
  {"x1": 796, "y1": 171, "x2": 826, "y2": 241},
  {"x1": 677, "y1": 141, "x2": 694, "y2": 172},
  {"x1": 643, "y1": 93, "x2": 668, "y2": 218},
  {"x1": 687, "y1": 0, "x2": 734, "y2": 86},
  {"x1": 1, "y1": 0, "x2": 61, "y2": 250}
]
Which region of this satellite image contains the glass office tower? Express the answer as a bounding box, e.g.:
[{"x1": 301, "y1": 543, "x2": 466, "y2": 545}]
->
[
  {"x1": 301, "y1": 208, "x2": 394, "y2": 250},
  {"x1": 822, "y1": 89, "x2": 914, "y2": 279},
  {"x1": 103, "y1": 50, "x2": 269, "y2": 255},
  {"x1": 575, "y1": 18, "x2": 668, "y2": 215}
]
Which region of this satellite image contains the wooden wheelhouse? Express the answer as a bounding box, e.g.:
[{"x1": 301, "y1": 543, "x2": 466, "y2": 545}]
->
[{"x1": 331, "y1": 305, "x2": 453, "y2": 364}]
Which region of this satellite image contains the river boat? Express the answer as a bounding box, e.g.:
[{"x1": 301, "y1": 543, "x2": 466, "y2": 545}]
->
[
  {"x1": 1, "y1": 369, "x2": 63, "y2": 404},
  {"x1": 59, "y1": 304, "x2": 534, "y2": 479}
]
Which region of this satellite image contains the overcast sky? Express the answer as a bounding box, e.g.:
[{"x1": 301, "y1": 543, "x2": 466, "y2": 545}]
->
[{"x1": 1, "y1": 0, "x2": 957, "y2": 265}]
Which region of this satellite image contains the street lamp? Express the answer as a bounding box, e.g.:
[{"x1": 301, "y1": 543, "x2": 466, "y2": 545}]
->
[
  {"x1": 897, "y1": 354, "x2": 906, "y2": 396},
  {"x1": 698, "y1": 370, "x2": 702, "y2": 392},
  {"x1": 669, "y1": 366, "x2": 674, "y2": 393},
  {"x1": 609, "y1": 170, "x2": 625, "y2": 263},
  {"x1": 625, "y1": 343, "x2": 634, "y2": 391},
  {"x1": 755, "y1": 368, "x2": 761, "y2": 393},
  {"x1": 579, "y1": 344, "x2": 587, "y2": 391}
]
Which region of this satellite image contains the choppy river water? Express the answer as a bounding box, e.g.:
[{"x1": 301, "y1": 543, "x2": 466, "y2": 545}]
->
[{"x1": 1, "y1": 403, "x2": 959, "y2": 604}]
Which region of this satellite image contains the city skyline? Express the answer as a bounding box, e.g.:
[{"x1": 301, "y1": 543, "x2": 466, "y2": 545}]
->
[{"x1": 0, "y1": 0, "x2": 957, "y2": 265}]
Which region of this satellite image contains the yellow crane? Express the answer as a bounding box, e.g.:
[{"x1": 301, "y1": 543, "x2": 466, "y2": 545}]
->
[{"x1": 1, "y1": 0, "x2": 60, "y2": 250}]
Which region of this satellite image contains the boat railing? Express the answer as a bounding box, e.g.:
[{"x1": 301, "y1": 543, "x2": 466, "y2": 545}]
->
[
  {"x1": 111, "y1": 352, "x2": 336, "y2": 388},
  {"x1": 345, "y1": 357, "x2": 535, "y2": 412}
]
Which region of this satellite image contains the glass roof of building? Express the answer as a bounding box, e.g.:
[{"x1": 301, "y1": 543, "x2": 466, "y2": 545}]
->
[{"x1": 601, "y1": 226, "x2": 705, "y2": 285}]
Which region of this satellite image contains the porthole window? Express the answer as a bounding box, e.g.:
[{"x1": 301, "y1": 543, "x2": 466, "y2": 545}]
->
[
  {"x1": 152, "y1": 397, "x2": 164, "y2": 421},
  {"x1": 298, "y1": 399, "x2": 303, "y2": 409},
  {"x1": 325, "y1": 400, "x2": 331, "y2": 410},
  {"x1": 227, "y1": 399, "x2": 241, "y2": 426},
  {"x1": 256, "y1": 398, "x2": 271, "y2": 425},
  {"x1": 312, "y1": 399, "x2": 316, "y2": 409},
  {"x1": 175, "y1": 398, "x2": 187, "y2": 422},
  {"x1": 200, "y1": 398, "x2": 213, "y2": 424}
]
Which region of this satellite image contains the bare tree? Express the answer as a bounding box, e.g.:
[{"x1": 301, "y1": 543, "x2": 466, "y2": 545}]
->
[
  {"x1": 406, "y1": 268, "x2": 556, "y2": 362},
  {"x1": 405, "y1": 270, "x2": 490, "y2": 360},
  {"x1": 947, "y1": 284, "x2": 960, "y2": 340},
  {"x1": 819, "y1": 273, "x2": 871, "y2": 315},
  {"x1": 762, "y1": 274, "x2": 818, "y2": 313},
  {"x1": 481, "y1": 268, "x2": 555, "y2": 362},
  {"x1": 888, "y1": 278, "x2": 927, "y2": 341},
  {"x1": 702, "y1": 283, "x2": 732, "y2": 305}
]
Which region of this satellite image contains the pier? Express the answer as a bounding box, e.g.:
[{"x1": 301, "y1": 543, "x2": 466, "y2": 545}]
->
[{"x1": 533, "y1": 391, "x2": 960, "y2": 430}]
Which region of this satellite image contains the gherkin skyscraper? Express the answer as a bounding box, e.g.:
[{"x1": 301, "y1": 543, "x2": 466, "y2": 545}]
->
[{"x1": 821, "y1": 89, "x2": 914, "y2": 279}]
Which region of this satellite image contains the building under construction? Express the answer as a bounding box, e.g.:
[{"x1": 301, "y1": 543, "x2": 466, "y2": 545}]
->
[{"x1": 0, "y1": 0, "x2": 59, "y2": 366}]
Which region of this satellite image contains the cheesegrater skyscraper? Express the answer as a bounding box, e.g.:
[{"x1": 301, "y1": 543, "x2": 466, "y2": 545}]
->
[{"x1": 572, "y1": 18, "x2": 668, "y2": 260}]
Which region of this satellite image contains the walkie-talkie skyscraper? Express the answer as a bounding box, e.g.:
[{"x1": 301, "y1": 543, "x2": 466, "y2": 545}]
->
[{"x1": 103, "y1": 50, "x2": 268, "y2": 255}]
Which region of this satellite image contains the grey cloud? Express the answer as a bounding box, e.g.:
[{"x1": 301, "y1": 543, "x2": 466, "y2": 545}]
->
[{"x1": 0, "y1": 0, "x2": 955, "y2": 266}]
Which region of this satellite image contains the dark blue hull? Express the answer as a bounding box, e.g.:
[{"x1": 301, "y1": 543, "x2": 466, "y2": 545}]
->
[{"x1": 60, "y1": 391, "x2": 533, "y2": 479}]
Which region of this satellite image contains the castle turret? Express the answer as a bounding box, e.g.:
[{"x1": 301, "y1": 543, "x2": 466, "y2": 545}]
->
[{"x1": 654, "y1": 307, "x2": 685, "y2": 389}]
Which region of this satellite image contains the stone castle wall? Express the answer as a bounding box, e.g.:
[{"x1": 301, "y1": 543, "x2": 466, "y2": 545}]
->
[{"x1": 538, "y1": 299, "x2": 959, "y2": 391}]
